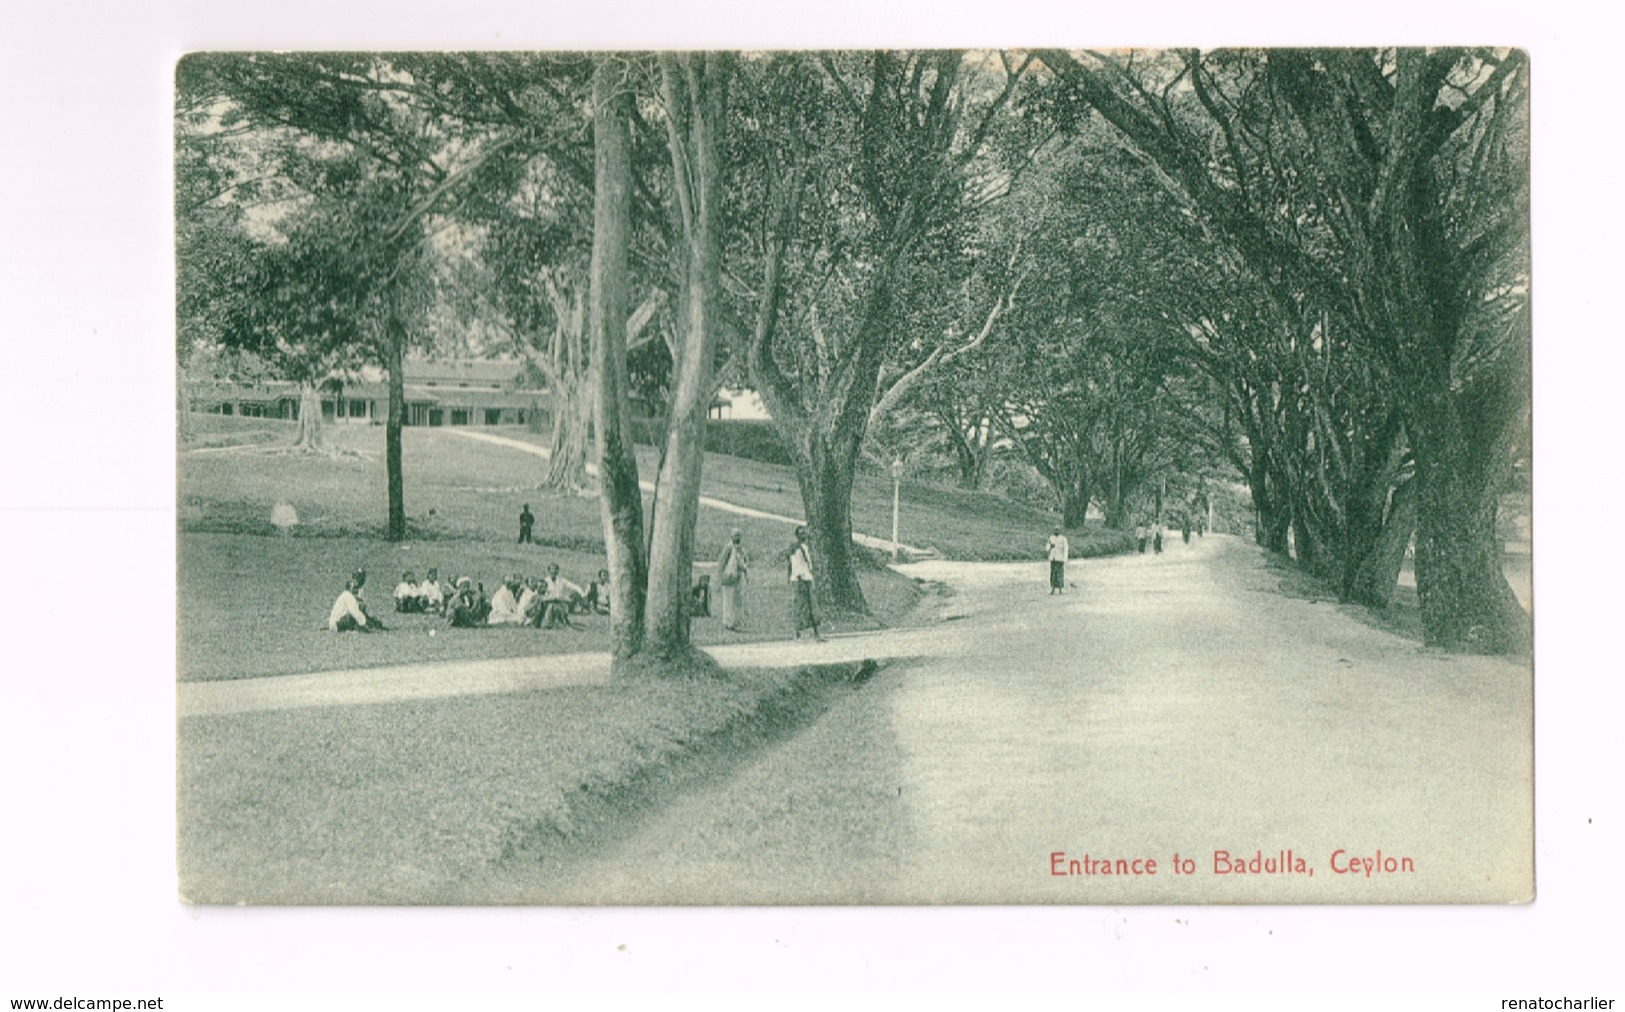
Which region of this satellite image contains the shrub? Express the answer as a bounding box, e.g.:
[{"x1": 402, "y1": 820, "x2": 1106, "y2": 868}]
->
[{"x1": 631, "y1": 417, "x2": 793, "y2": 466}]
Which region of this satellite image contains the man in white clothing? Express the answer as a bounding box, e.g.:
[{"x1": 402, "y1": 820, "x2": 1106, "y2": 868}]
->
[
  {"x1": 330, "y1": 578, "x2": 377, "y2": 632},
  {"x1": 487, "y1": 575, "x2": 526, "y2": 625},
  {"x1": 786, "y1": 526, "x2": 824, "y2": 641},
  {"x1": 419, "y1": 568, "x2": 445, "y2": 615},
  {"x1": 538, "y1": 564, "x2": 586, "y2": 629},
  {"x1": 394, "y1": 571, "x2": 423, "y2": 613},
  {"x1": 1047, "y1": 526, "x2": 1070, "y2": 594}
]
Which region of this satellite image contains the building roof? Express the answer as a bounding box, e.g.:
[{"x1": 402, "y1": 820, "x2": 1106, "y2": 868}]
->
[
  {"x1": 418, "y1": 388, "x2": 545, "y2": 410},
  {"x1": 185, "y1": 380, "x2": 299, "y2": 404},
  {"x1": 403, "y1": 358, "x2": 525, "y2": 388},
  {"x1": 185, "y1": 369, "x2": 549, "y2": 411},
  {"x1": 323, "y1": 381, "x2": 547, "y2": 410}
]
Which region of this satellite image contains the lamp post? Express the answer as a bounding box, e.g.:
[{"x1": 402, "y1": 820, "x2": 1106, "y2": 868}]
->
[{"x1": 890, "y1": 458, "x2": 904, "y2": 562}]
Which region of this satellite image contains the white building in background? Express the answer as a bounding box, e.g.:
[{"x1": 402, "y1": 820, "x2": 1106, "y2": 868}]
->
[
  {"x1": 185, "y1": 359, "x2": 550, "y2": 428},
  {"x1": 717, "y1": 386, "x2": 770, "y2": 420}
]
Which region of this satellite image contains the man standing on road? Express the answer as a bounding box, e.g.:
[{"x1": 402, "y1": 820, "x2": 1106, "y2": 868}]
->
[
  {"x1": 1047, "y1": 526, "x2": 1070, "y2": 594},
  {"x1": 518, "y1": 503, "x2": 535, "y2": 544},
  {"x1": 787, "y1": 526, "x2": 825, "y2": 641}
]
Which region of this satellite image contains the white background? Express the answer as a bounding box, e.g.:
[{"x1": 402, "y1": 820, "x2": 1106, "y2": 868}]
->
[{"x1": 0, "y1": 0, "x2": 1619, "y2": 994}]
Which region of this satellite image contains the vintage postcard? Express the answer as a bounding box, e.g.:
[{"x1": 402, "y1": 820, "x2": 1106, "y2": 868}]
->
[{"x1": 175, "y1": 48, "x2": 1532, "y2": 905}]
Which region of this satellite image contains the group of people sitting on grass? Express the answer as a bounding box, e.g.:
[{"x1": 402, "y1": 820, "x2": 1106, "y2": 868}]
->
[{"x1": 328, "y1": 565, "x2": 611, "y2": 633}]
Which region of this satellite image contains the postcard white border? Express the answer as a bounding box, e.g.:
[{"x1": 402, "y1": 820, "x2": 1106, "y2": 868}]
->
[{"x1": 3, "y1": 0, "x2": 1620, "y2": 993}]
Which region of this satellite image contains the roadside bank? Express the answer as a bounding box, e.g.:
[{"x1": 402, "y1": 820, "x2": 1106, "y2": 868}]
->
[{"x1": 179, "y1": 657, "x2": 889, "y2": 904}]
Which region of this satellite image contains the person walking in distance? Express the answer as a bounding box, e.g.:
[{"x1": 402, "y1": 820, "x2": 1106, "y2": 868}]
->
[
  {"x1": 717, "y1": 528, "x2": 749, "y2": 631},
  {"x1": 1047, "y1": 526, "x2": 1070, "y2": 594},
  {"x1": 787, "y1": 526, "x2": 824, "y2": 641},
  {"x1": 1153, "y1": 521, "x2": 1165, "y2": 554},
  {"x1": 1135, "y1": 522, "x2": 1148, "y2": 554},
  {"x1": 518, "y1": 503, "x2": 535, "y2": 544}
]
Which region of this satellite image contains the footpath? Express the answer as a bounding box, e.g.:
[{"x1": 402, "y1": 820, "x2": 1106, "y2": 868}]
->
[{"x1": 177, "y1": 619, "x2": 968, "y2": 719}]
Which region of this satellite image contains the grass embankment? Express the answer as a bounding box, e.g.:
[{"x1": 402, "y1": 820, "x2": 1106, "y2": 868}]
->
[{"x1": 178, "y1": 660, "x2": 879, "y2": 904}]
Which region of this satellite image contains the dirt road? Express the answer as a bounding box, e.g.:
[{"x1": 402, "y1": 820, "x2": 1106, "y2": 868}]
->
[{"x1": 516, "y1": 534, "x2": 1533, "y2": 904}]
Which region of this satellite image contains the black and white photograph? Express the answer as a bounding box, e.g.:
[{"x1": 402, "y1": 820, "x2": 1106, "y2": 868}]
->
[{"x1": 174, "y1": 47, "x2": 1533, "y2": 905}]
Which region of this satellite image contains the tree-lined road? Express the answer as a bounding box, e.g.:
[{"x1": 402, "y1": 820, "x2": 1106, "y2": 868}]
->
[{"x1": 517, "y1": 534, "x2": 1532, "y2": 904}]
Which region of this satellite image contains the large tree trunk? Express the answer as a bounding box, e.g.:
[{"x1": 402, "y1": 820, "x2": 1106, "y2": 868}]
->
[
  {"x1": 943, "y1": 411, "x2": 992, "y2": 490},
  {"x1": 951, "y1": 430, "x2": 987, "y2": 490},
  {"x1": 643, "y1": 53, "x2": 729, "y2": 659},
  {"x1": 1349, "y1": 478, "x2": 1417, "y2": 610},
  {"x1": 536, "y1": 279, "x2": 593, "y2": 492},
  {"x1": 1102, "y1": 465, "x2": 1133, "y2": 529},
  {"x1": 794, "y1": 436, "x2": 867, "y2": 613},
  {"x1": 1410, "y1": 405, "x2": 1526, "y2": 652},
  {"x1": 1248, "y1": 455, "x2": 1291, "y2": 554},
  {"x1": 1291, "y1": 509, "x2": 1326, "y2": 573},
  {"x1": 1060, "y1": 478, "x2": 1091, "y2": 530},
  {"x1": 589, "y1": 58, "x2": 648, "y2": 663},
  {"x1": 292, "y1": 380, "x2": 325, "y2": 451},
  {"x1": 385, "y1": 318, "x2": 406, "y2": 542},
  {"x1": 1255, "y1": 494, "x2": 1291, "y2": 554},
  {"x1": 545, "y1": 370, "x2": 591, "y2": 492},
  {"x1": 1335, "y1": 416, "x2": 1412, "y2": 607}
]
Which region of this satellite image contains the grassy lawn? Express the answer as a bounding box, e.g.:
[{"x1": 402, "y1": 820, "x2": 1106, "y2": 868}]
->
[
  {"x1": 179, "y1": 531, "x2": 918, "y2": 682},
  {"x1": 179, "y1": 421, "x2": 922, "y2": 682}
]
